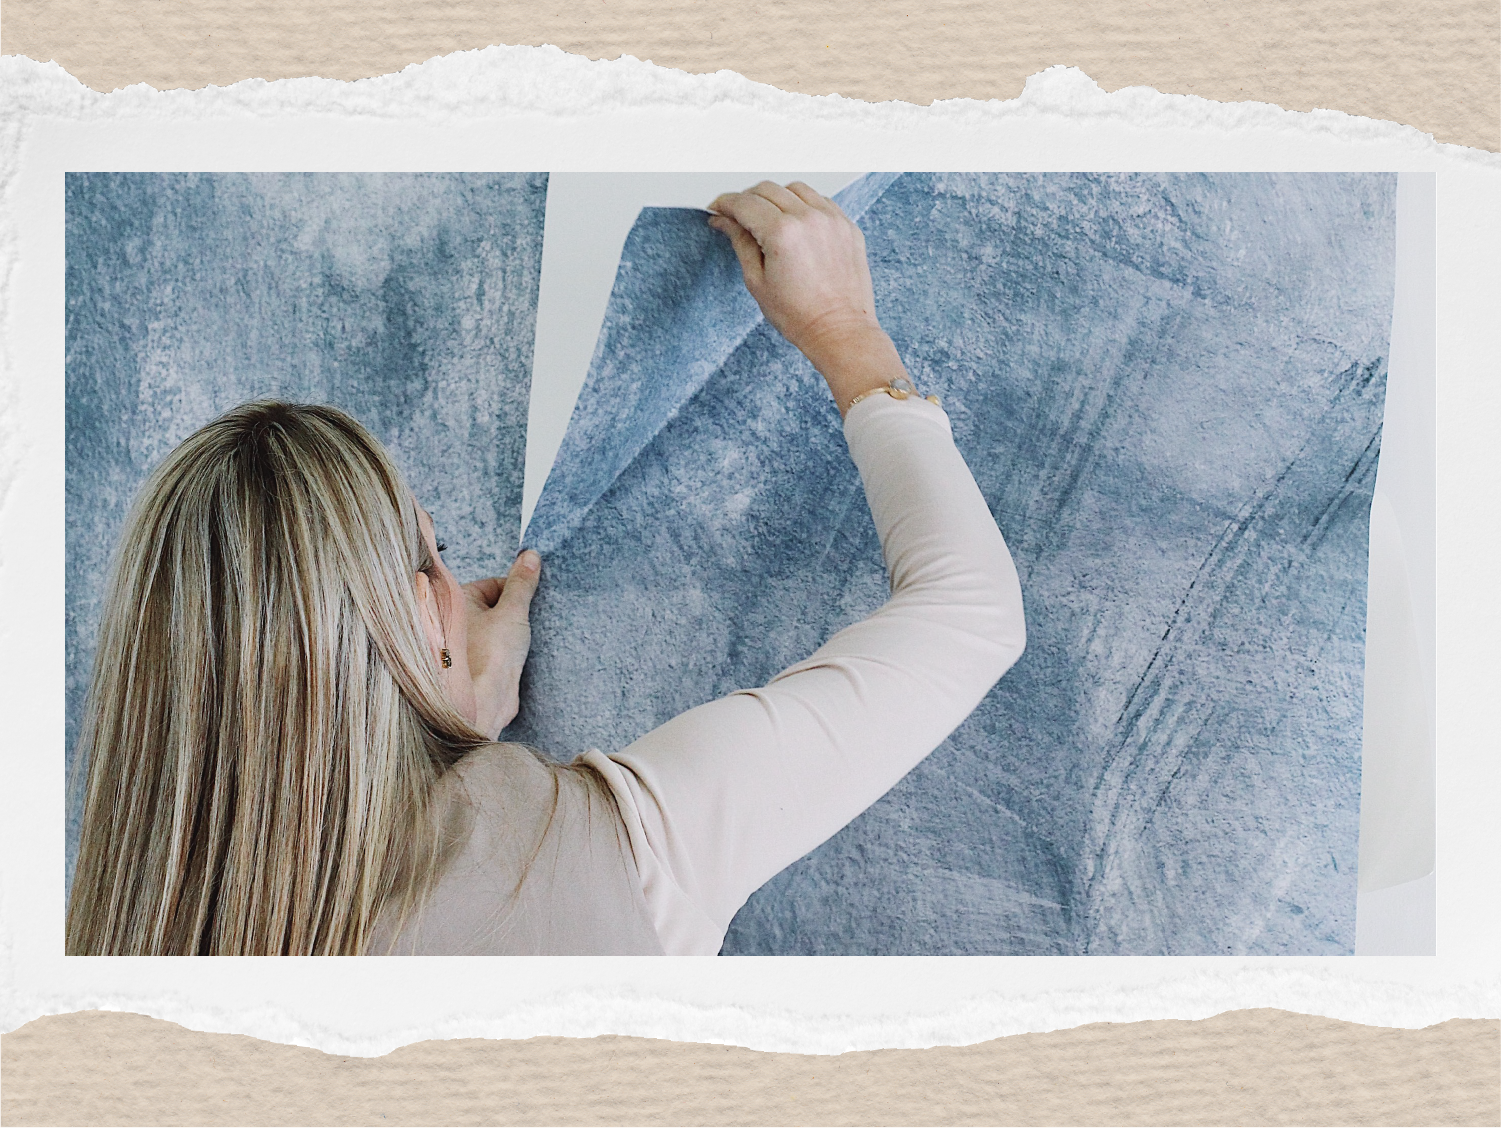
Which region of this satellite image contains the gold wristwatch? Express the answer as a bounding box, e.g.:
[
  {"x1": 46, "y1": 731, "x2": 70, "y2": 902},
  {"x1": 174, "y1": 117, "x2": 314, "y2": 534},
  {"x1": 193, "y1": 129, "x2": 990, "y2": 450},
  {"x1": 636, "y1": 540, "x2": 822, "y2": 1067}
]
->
[{"x1": 847, "y1": 374, "x2": 942, "y2": 410}]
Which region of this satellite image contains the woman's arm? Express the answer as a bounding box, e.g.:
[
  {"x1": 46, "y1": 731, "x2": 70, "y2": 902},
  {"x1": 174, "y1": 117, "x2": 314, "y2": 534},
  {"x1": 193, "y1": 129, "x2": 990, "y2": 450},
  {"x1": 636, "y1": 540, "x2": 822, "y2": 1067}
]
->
[
  {"x1": 580, "y1": 183, "x2": 1027, "y2": 953},
  {"x1": 585, "y1": 393, "x2": 1025, "y2": 952}
]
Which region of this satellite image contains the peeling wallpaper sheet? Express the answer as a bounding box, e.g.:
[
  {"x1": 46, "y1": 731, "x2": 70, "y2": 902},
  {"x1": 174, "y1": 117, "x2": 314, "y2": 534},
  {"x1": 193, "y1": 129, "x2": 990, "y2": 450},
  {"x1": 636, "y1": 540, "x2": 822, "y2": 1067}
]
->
[
  {"x1": 64, "y1": 172, "x2": 547, "y2": 878},
  {"x1": 512, "y1": 171, "x2": 1397, "y2": 956}
]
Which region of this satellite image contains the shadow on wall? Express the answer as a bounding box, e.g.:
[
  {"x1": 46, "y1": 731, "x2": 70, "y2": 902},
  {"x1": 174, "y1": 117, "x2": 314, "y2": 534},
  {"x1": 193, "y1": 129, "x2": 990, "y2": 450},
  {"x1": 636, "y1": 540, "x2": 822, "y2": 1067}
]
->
[
  {"x1": 64, "y1": 171, "x2": 547, "y2": 886},
  {"x1": 511, "y1": 171, "x2": 1397, "y2": 956}
]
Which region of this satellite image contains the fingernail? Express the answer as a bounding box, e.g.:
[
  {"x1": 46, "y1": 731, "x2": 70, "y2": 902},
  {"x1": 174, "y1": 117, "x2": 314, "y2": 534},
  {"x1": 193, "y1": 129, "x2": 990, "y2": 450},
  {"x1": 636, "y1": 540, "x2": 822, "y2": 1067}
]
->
[{"x1": 517, "y1": 549, "x2": 540, "y2": 571}]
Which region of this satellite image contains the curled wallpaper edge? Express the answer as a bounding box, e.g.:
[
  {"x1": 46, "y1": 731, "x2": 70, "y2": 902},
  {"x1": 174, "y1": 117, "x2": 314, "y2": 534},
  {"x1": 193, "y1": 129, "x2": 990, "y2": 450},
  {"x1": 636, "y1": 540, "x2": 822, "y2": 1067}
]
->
[
  {"x1": 525, "y1": 172, "x2": 900, "y2": 553},
  {"x1": 521, "y1": 207, "x2": 762, "y2": 554},
  {"x1": 5, "y1": 970, "x2": 1499, "y2": 1057},
  {"x1": 1, "y1": 52, "x2": 1495, "y2": 165}
]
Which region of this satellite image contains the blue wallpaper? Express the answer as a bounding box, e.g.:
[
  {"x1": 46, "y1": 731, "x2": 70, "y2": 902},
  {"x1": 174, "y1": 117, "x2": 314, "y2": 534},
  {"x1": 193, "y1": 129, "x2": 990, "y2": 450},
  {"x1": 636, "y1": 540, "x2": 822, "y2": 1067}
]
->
[
  {"x1": 65, "y1": 172, "x2": 547, "y2": 881},
  {"x1": 511, "y1": 173, "x2": 1397, "y2": 955}
]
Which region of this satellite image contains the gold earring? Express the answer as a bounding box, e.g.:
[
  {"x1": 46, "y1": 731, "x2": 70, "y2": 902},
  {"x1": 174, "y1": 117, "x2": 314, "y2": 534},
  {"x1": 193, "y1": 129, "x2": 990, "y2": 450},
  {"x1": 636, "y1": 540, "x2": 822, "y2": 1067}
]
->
[{"x1": 440, "y1": 648, "x2": 452, "y2": 669}]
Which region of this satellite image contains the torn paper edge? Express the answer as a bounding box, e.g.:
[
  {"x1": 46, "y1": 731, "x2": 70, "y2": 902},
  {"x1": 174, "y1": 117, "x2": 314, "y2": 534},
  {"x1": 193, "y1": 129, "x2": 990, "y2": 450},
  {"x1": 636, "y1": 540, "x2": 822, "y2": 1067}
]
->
[{"x1": 0, "y1": 48, "x2": 1496, "y2": 1056}]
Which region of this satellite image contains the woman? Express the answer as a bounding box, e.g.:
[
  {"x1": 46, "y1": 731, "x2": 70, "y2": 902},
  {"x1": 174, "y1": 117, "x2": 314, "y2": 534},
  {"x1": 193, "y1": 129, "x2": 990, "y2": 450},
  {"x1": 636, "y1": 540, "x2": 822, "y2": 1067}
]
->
[{"x1": 66, "y1": 181, "x2": 1026, "y2": 956}]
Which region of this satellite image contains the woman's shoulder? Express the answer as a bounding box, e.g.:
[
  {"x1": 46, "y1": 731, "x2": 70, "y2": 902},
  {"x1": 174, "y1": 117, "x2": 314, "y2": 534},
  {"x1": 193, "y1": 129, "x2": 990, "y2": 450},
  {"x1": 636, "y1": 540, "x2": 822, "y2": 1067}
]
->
[
  {"x1": 445, "y1": 744, "x2": 644, "y2": 903},
  {"x1": 444, "y1": 742, "x2": 621, "y2": 833},
  {"x1": 378, "y1": 742, "x2": 659, "y2": 955},
  {"x1": 451, "y1": 740, "x2": 551, "y2": 782},
  {"x1": 445, "y1": 741, "x2": 558, "y2": 812}
]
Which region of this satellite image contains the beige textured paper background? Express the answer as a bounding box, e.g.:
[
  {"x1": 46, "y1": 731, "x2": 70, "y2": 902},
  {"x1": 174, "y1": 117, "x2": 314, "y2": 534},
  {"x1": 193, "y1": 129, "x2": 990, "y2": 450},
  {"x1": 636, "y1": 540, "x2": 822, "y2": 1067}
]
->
[
  {"x1": 4, "y1": 0, "x2": 1499, "y2": 150},
  {"x1": 5, "y1": 0, "x2": 1499, "y2": 1123},
  {"x1": 0, "y1": 1009, "x2": 1497, "y2": 1126}
]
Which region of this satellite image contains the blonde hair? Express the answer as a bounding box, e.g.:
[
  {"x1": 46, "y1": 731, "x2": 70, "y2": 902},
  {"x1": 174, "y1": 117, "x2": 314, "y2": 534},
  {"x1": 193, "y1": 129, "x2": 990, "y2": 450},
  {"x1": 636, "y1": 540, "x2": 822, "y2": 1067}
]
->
[{"x1": 66, "y1": 400, "x2": 488, "y2": 955}]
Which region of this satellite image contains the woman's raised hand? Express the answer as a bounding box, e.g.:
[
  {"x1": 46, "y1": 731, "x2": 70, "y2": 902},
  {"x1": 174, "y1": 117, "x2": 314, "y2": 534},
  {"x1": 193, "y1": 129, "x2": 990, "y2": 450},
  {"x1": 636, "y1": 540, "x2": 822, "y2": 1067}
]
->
[
  {"x1": 462, "y1": 549, "x2": 541, "y2": 739},
  {"x1": 707, "y1": 181, "x2": 910, "y2": 414}
]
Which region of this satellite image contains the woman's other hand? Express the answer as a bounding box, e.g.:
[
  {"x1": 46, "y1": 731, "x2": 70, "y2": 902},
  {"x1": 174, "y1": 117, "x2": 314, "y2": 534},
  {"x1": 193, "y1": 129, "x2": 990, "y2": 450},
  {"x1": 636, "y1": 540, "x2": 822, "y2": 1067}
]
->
[
  {"x1": 707, "y1": 181, "x2": 909, "y2": 414},
  {"x1": 462, "y1": 549, "x2": 541, "y2": 739}
]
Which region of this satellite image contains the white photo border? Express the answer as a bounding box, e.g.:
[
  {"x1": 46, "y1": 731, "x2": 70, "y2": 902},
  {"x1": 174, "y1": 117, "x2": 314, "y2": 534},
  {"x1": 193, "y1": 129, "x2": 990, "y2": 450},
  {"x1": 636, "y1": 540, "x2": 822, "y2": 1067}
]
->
[{"x1": 1, "y1": 52, "x2": 1496, "y2": 1056}]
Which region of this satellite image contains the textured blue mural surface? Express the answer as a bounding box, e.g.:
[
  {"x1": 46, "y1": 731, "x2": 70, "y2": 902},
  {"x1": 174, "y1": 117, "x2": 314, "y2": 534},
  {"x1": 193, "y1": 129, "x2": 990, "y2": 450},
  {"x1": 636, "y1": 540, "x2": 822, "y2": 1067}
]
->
[
  {"x1": 512, "y1": 172, "x2": 1396, "y2": 955},
  {"x1": 65, "y1": 172, "x2": 547, "y2": 879}
]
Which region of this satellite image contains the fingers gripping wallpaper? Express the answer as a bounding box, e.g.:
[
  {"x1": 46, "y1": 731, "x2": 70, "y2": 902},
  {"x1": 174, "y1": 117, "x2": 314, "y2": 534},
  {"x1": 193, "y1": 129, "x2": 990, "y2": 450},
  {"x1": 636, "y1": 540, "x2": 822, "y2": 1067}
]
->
[
  {"x1": 65, "y1": 171, "x2": 1397, "y2": 956},
  {"x1": 510, "y1": 172, "x2": 1396, "y2": 956},
  {"x1": 64, "y1": 172, "x2": 548, "y2": 883}
]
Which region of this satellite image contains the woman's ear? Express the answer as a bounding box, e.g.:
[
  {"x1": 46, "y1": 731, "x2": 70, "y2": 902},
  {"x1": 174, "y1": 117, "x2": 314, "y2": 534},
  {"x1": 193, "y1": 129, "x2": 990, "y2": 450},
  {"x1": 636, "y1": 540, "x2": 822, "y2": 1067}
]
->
[{"x1": 413, "y1": 569, "x2": 445, "y2": 660}]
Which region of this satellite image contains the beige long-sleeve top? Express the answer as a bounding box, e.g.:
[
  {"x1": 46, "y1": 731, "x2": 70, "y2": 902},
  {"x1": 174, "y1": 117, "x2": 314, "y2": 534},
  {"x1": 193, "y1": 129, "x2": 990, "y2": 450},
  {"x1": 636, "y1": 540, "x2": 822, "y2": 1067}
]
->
[{"x1": 374, "y1": 392, "x2": 1026, "y2": 956}]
